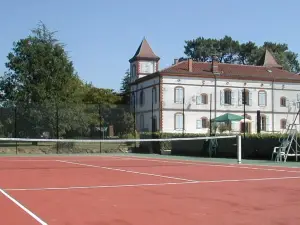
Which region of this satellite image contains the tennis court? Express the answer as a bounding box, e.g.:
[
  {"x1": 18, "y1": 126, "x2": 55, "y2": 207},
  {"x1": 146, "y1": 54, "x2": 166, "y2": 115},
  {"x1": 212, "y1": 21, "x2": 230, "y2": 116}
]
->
[{"x1": 1, "y1": 154, "x2": 300, "y2": 225}]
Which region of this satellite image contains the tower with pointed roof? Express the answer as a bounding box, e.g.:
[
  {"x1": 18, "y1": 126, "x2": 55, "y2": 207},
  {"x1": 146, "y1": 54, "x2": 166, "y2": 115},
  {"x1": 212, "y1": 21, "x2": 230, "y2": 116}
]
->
[
  {"x1": 257, "y1": 49, "x2": 283, "y2": 69},
  {"x1": 129, "y1": 38, "x2": 160, "y2": 82}
]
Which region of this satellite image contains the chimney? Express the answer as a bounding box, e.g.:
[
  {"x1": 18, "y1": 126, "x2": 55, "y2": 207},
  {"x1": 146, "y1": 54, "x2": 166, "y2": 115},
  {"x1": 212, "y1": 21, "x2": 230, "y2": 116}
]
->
[
  {"x1": 188, "y1": 58, "x2": 193, "y2": 72},
  {"x1": 173, "y1": 58, "x2": 178, "y2": 65},
  {"x1": 212, "y1": 55, "x2": 219, "y2": 74}
]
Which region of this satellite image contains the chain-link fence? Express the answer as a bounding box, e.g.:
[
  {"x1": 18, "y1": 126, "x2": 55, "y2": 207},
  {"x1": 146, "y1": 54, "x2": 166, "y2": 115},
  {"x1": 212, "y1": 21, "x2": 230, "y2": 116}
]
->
[{"x1": 0, "y1": 102, "x2": 135, "y2": 140}]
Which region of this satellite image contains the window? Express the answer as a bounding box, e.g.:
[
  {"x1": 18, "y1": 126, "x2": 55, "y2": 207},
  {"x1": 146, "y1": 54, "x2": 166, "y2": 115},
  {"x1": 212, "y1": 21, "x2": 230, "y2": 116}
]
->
[
  {"x1": 139, "y1": 90, "x2": 144, "y2": 106},
  {"x1": 196, "y1": 117, "x2": 208, "y2": 129},
  {"x1": 140, "y1": 114, "x2": 144, "y2": 130},
  {"x1": 196, "y1": 94, "x2": 208, "y2": 105},
  {"x1": 201, "y1": 94, "x2": 208, "y2": 104},
  {"x1": 280, "y1": 97, "x2": 286, "y2": 107},
  {"x1": 224, "y1": 89, "x2": 232, "y2": 105},
  {"x1": 280, "y1": 119, "x2": 287, "y2": 129},
  {"x1": 241, "y1": 114, "x2": 251, "y2": 133},
  {"x1": 152, "y1": 116, "x2": 157, "y2": 132},
  {"x1": 258, "y1": 91, "x2": 266, "y2": 106},
  {"x1": 261, "y1": 115, "x2": 266, "y2": 131},
  {"x1": 242, "y1": 89, "x2": 249, "y2": 105},
  {"x1": 174, "y1": 113, "x2": 184, "y2": 130},
  {"x1": 132, "y1": 64, "x2": 136, "y2": 78},
  {"x1": 174, "y1": 87, "x2": 184, "y2": 103},
  {"x1": 152, "y1": 87, "x2": 157, "y2": 104}
]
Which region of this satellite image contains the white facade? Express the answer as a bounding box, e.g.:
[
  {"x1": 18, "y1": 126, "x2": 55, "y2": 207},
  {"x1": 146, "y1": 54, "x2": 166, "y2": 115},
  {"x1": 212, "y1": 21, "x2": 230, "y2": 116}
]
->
[
  {"x1": 131, "y1": 77, "x2": 160, "y2": 132},
  {"x1": 132, "y1": 75, "x2": 300, "y2": 134}
]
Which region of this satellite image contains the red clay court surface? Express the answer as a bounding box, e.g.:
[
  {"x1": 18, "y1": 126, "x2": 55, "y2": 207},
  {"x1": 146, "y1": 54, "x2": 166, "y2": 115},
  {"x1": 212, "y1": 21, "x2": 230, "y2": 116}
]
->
[{"x1": 1, "y1": 155, "x2": 300, "y2": 225}]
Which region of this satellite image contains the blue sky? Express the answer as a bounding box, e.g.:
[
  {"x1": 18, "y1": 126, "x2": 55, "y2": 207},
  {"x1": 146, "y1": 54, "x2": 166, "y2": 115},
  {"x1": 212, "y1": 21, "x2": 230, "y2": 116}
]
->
[{"x1": 0, "y1": 0, "x2": 299, "y2": 91}]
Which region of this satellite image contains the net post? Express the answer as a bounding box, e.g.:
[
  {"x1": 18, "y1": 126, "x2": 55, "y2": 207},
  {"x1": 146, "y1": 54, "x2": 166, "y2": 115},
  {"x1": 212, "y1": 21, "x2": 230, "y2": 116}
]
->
[
  {"x1": 237, "y1": 135, "x2": 242, "y2": 164},
  {"x1": 14, "y1": 106, "x2": 17, "y2": 155}
]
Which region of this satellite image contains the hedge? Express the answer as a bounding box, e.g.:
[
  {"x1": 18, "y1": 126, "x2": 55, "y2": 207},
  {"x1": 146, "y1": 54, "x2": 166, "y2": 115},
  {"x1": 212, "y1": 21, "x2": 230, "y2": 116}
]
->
[{"x1": 133, "y1": 132, "x2": 297, "y2": 160}]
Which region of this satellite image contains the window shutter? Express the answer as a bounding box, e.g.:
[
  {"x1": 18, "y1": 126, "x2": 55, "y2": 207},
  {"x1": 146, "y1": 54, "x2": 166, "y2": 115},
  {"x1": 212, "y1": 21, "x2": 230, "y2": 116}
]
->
[
  {"x1": 178, "y1": 89, "x2": 181, "y2": 103},
  {"x1": 196, "y1": 96, "x2": 201, "y2": 105},
  {"x1": 238, "y1": 89, "x2": 242, "y2": 106},
  {"x1": 286, "y1": 99, "x2": 289, "y2": 108},
  {"x1": 266, "y1": 115, "x2": 270, "y2": 132},
  {"x1": 197, "y1": 120, "x2": 202, "y2": 129},
  {"x1": 180, "y1": 114, "x2": 184, "y2": 130},
  {"x1": 249, "y1": 91, "x2": 252, "y2": 106},
  {"x1": 175, "y1": 114, "x2": 179, "y2": 129},
  {"x1": 297, "y1": 93, "x2": 300, "y2": 101},
  {"x1": 174, "y1": 88, "x2": 178, "y2": 103},
  {"x1": 231, "y1": 90, "x2": 235, "y2": 106},
  {"x1": 220, "y1": 90, "x2": 224, "y2": 105}
]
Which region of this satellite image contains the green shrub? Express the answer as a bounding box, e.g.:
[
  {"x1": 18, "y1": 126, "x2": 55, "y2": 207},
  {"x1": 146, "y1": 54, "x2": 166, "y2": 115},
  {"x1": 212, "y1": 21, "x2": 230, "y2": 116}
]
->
[
  {"x1": 56, "y1": 142, "x2": 76, "y2": 150},
  {"x1": 135, "y1": 132, "x2": 295, "y2": 159}
]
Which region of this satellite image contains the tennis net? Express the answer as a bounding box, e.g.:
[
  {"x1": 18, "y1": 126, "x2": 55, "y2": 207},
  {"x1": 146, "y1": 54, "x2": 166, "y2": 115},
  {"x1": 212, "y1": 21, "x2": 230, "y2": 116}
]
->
[{"x1": 0, "y1": 135, "x2": 242, "y2": 163}]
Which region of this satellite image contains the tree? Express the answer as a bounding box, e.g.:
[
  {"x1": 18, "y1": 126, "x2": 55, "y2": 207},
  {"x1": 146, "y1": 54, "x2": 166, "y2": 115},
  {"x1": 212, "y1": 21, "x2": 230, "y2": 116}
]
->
[
  {"x1": 120, "y1": 69, "x2": 131, "y2": 104},
  {"x1": 120, "y1": 69, "x2": 131, "y2": 94},
  {"x1": 82, "y1": 84, "x2": 134, "y2": 137},
  {"x1": 0, "y1": 22, "x2": 88, "y2": 138},
  {"x1": 184, "y1": 35, "x2": 300, "y2": 73}
]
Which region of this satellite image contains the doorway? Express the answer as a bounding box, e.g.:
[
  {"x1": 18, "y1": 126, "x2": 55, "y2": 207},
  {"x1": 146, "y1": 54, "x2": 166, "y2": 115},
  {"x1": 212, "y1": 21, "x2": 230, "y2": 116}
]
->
[{"x1": 240, "y1": 122, "x2": 251, "y2": 133}]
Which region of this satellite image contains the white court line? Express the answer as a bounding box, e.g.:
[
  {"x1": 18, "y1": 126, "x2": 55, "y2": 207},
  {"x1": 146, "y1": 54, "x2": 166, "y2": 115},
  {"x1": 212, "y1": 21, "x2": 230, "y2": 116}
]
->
[
  {"x1": 5, "y1": 181, "x2": 197, "y2": 191},
  {"x1": 0, "y1": 189, "x2": 47, "y2": 224},
  {"x1": 112, "y1": 156, "x2": 300, "y2": 174},
  {"x1": 0, "y1": 160, "x2": 59, "y2": 162},
  {"x1": 56, "y1": 160, "x2": 197, "y2": 182},
  {"x1": 5, "y1": 176, "x2": 300, "y2": 192}
]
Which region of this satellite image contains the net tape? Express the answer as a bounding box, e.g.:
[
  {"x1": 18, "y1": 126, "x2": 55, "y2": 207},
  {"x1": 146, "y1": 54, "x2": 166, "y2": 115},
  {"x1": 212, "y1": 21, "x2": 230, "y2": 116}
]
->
[{"x1": 0, "y1": 136, "x2": 238, "y2": 143}]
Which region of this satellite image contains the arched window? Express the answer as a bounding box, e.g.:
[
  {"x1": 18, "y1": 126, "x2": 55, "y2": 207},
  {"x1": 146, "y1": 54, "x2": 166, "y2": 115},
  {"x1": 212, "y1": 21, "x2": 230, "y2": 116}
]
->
[
  {"x1": 152, "y1": 116, "x2": 157, "y2": 132},
  {"x1": 258, "y1": 90, "x2": 267, "y2": 106},
  {"x1": 152, "y1": 87, "x2": 157, "y2": 104},
  {"x1": 202, "y1": 117, "x2": 208, "y2": 128},
  {"x1": 196, "y1": 93, "x2": 208, "y2": 105},
  {"x1": 174, "y1": 113, "x2": 184, "y2": 130},
  {"x1": 280, "y1": 97, "x2": 286, "y2": 107},
  {"x1": 280, "y1": 119, "x2": 287, "y2": 129},
  {"x1": 139, "y1": 90, "x2": 144, "y2": 106},
  {"x1": 261, "y1": 114, "x2": 267, "y2": 131},
  {"x1": 242, "y1": 89, "x2": 250, "y2": 105},
  {"x1": 241, "y1": 114, "x2": 251, "y2": 133},
  {"x1": 224, "y1": 89, "x2": 232, "y2": 105},
  {"x1": 174, "y1": 86, "x2": 184, "y2": 104},
  {"x1": 132, "y1": 64, "x2": 136, "y2": 78},
  {"x1": 201, "y1": 93, "x2": 208, "y2": 104}
]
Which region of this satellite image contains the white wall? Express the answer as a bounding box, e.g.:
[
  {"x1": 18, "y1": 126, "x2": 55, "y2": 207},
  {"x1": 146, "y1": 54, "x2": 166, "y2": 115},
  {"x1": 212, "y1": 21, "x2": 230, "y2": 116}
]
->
[
  {"x1": 131, "y1": 77, "x2": 160, "y2": 132},
  {"x1": 160, "y1": 76, "x2": 300, "y2": 134}
]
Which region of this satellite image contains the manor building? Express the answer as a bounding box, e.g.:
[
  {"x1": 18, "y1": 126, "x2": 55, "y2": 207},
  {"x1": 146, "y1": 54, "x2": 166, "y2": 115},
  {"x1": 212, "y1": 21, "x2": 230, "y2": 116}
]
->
[{"x1": 129, "y1": 38, "x2": 300, "y2": 134}]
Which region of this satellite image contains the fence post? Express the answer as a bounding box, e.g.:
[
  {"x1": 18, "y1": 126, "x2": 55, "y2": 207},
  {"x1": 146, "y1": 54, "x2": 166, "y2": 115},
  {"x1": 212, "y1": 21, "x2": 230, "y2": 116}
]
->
[
  {"x1": 56, "y1": 103, "x2": 59, "y2": 154},
  {"x1": 98, "y1": 104, "x2": 102, "y2": 153}
]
